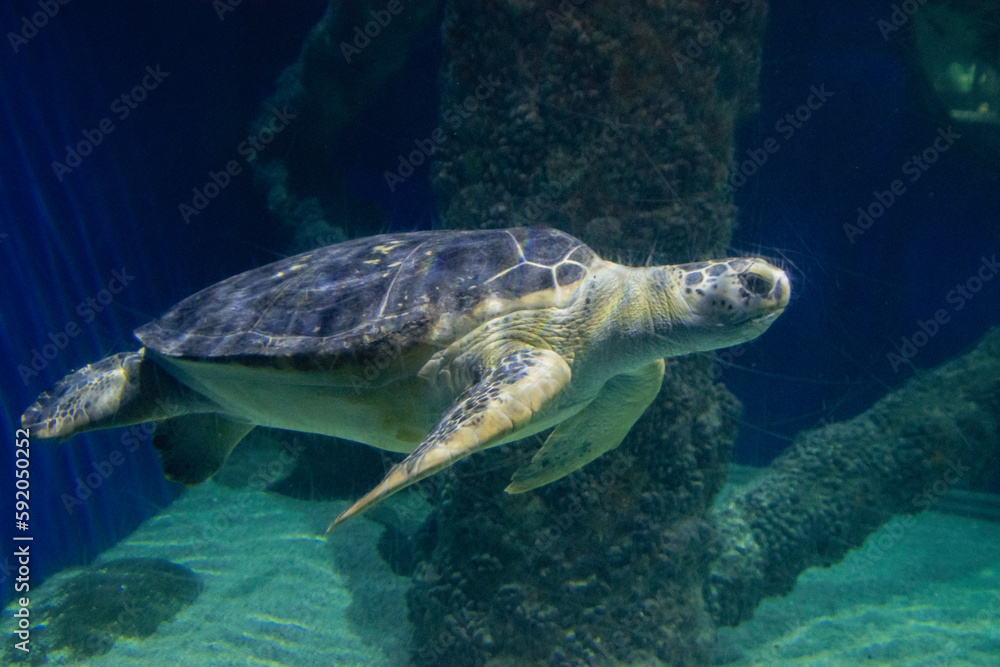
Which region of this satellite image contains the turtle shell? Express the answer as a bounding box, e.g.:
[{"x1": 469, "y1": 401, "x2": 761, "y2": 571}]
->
[{"x1": 135, "y1": 227, "x2": 597, "y2": 368}]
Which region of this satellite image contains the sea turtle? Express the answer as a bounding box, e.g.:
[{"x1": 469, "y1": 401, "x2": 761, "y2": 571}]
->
[{"x1": 22, "y1": 227, "x2": 789, "y2": 529}]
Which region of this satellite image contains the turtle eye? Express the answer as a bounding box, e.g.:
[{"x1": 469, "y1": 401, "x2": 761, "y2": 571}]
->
[{"x1": 739, "y1": 272, "x2": 772, "y2": 296}]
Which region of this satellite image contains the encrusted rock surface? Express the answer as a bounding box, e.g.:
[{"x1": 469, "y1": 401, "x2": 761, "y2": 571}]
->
[
  {"x1": 709, "y1": 327, "x2": 1000, "y2": 628},
  {"x1": 432, "y1": 0, "x2": 767, "y2": 264},
  {"x1": 407, "y1": 1, "x2": 768, "y2": 664},
  {"x1": 408, "y1": 356, "x2": 742, "y2": 665}
]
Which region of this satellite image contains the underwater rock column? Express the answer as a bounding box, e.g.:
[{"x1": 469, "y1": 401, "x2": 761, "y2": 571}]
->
[
  {"x1": 431, "y1": 0, "x2": 767, "y2": 262},
  {"x1": 709, "y1": 327, "x2": 1000, "y2": 627},
  {"x1": 410, "y1": 1, "x2": 768, "y2": 664},
  {"x1": 408, "y1": 356, "x2": 743, "y2": 665}
]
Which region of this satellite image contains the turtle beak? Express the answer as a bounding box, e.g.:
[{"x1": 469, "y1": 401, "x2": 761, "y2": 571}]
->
[{"x1": 740, "y1": 261, "x2": 790, "y2": 317}]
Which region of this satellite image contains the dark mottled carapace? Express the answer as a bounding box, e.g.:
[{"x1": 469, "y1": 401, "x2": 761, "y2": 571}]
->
[{"x1": 136, "y1": 228, "x2": 596, "y2": 365}]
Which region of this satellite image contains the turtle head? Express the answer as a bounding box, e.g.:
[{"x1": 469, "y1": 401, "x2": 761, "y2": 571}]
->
[{"x1": 651, "y1": 257, "x2": 790, "y2": 353}]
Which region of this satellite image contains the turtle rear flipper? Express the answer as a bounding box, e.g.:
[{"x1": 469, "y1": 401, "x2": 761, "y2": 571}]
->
[
  {"x1": 21, "y1": 349, "x2": 204, "y2": 439},
  {"x1": 153, "y1": 414, "x2": 255, "y2": 485},
  {"x1": 506, "y1": 359, "x2": 665, "y2": 493}
]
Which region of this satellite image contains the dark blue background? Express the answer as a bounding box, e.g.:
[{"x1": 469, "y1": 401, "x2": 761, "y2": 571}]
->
[
  {"x1": 725, "y1": 2, "x2": 1000, "y2": 464},
  {"x1": 1, "y1": 0, "x2": 998, "y2": 607},
  {"x1": 0, "y1": 0, "x2": 331, "y2": 608}
]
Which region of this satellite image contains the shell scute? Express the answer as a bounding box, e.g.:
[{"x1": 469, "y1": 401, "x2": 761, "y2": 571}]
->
[{"x1": 135, "y1": 227, "x2": 598, "y2": 364}]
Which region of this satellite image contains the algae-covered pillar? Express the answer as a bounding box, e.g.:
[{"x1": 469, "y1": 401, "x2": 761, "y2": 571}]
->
[
  {"x1": 431, "y1": 0, "x2": 764, "y2": 262},
  {"x1": 409, "y1": 1, "x2": 769, "y2": 664}
]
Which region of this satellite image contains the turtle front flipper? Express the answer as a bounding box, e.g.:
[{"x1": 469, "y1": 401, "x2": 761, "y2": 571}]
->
[
  {"x1": 329, "y1": 345, "x2": 572, "y2": 530},
  {"x1": 506, "y1": 359, "x2": 665, "y2": 493},
  {"x1": 21, "y1": 349, "x2": 202, "y2": 439}
]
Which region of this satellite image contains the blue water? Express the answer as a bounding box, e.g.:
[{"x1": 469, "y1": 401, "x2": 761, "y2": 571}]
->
[
  {"x1": 0, "y1": 0, "x2": 329, "y2": 607},
  {"x1": 724, "y1": 1, "x2": 1000, "y2": 467},
  {"x1": 1, "y1": 0, "x2": 998, "y2": 655}
]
